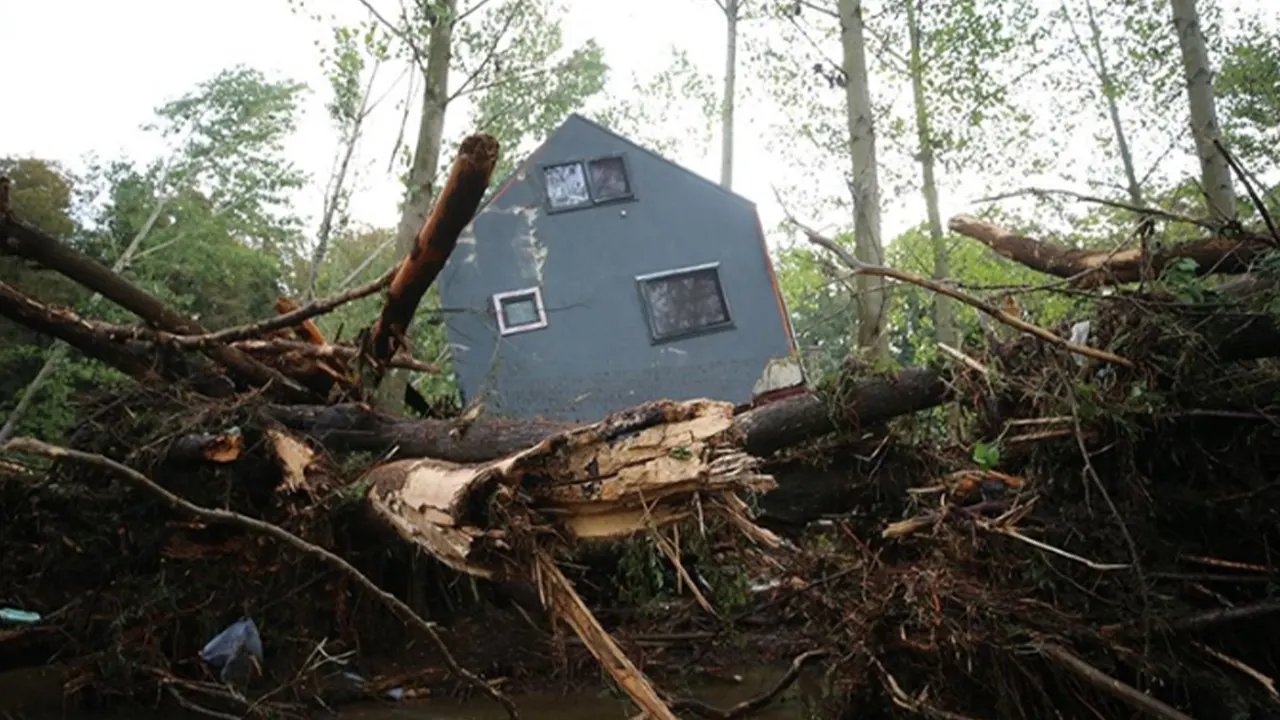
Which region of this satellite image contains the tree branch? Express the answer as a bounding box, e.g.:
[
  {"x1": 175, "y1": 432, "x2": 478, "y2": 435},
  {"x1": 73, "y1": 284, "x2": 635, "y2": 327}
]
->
[
  {"x1": 353, "y1": 0, "x2": 429, "y2": 74},
  {"x1": 774, "y1": 200, "x2": 1137, "y2": 368},
  {"x1": 0, "y1": 282, "x2": 166, "y2": 386},
  {"x1": 670, "y1": 650, "x2": 830, "y2": 718},
  {"x1": 948, "y1": 214, "x2": 1273, "y2": 288},
  {"x1": 0, "y1": 215, "x2": 314, "y2": 400}
]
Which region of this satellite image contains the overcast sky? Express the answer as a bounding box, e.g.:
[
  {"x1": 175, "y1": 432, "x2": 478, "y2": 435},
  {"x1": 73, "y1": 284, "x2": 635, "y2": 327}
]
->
[{"x1": 2, "y1": 0, "x2": 1271, "y2": 254}]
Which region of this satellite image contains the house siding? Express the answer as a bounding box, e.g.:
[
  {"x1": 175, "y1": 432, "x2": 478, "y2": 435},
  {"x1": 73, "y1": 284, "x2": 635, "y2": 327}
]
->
[{"x1": 438, "y1": 115, "x2": 797, "y2": 422}]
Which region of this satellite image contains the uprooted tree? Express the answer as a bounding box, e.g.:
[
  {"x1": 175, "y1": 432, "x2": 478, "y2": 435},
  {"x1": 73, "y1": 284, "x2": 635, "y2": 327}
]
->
[{"x1": 3, "y1": 128, "x2": 1280, "y2": 720}]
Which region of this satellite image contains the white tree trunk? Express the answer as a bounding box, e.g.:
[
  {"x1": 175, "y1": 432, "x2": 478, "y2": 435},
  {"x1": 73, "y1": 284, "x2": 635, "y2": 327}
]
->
[
  {"x1": 838, "y1": 0, "x2": 888, "y2": 358},
  {"x1": 380, "y1": 0, "x2": 456, "y2": 411},
  {"x1": 904, "y1": 0, "x2": 953, "y2": 349},
  {"x1": 1170, "y1": 0, "x2": 1236, "y2": 222},
  {"x1": 719, "y1": 0, "x2": 738, "y2": 189}
]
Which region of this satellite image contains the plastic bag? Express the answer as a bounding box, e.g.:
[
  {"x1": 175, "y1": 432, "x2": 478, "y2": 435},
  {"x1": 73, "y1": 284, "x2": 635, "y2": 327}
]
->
[{"x1": 199, "y1": 617, "x2": 263, "y2": 673}]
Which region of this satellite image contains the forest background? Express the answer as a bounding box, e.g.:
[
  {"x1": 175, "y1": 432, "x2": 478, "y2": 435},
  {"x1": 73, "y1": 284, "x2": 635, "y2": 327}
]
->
[{"x1": 3, "y1": 0, "x2": 1279, "y2": 438}]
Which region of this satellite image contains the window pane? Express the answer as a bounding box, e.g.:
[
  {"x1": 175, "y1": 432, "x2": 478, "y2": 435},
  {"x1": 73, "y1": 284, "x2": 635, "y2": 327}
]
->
[
  {"x1": 501, "y1": 296, "x2": 540, "y2": 327},
  {"x1": 587, "y1": 157, "x2": 630, "y2": 200},
  {"x1": 543, "y1": 162, "x2": 590, "y2": 209},
  {"x1": 641, "y1": 268, "x2": 730, "y2": 339}
]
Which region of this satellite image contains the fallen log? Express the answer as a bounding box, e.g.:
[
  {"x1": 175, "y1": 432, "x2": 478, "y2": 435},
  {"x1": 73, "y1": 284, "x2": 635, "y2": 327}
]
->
[
  {"x1": 366, "y1": 134, "x2": 499, "y2": 370},
  {"x1": 266, "y1": 367, "x2": 953, "y2": 463},
  {"x1": 948, "y1": 215, "x2": 1273, "y2": 288}
]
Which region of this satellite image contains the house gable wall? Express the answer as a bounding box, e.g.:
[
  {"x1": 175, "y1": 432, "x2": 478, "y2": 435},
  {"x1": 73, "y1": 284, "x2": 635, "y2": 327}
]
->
[{"x1": 438, "y1": 116, "x2": 796, "y2": 421}]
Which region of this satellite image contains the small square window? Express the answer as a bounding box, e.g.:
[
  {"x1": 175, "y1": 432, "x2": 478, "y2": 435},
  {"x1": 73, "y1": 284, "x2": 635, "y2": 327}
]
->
[
  {"x1": 637, "y1": 264, "x2": 732, "y2": 342},
  {"x1": 493, "y1": 287, "x2": 548, "y2": 335},
  {"x1": 543, "y1": 162, "x2": 590, "y2": 210},
  {"x1": 587, "y1": 156, "x2": 631, "y2": 201}
]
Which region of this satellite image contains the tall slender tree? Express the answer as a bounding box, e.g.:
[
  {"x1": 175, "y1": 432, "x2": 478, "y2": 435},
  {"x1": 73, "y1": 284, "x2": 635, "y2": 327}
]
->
[
  {"x1": 1171, "y1": 0, "x2": 1237, "y2": 222},
  {"x1": 837, "y1": 0, "x2": 888, "y2": 358}
]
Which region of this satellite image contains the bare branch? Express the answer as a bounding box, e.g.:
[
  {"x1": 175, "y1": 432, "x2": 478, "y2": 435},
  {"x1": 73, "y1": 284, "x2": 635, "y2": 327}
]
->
[{"x1": 352, "y1": 0, "x2": 429, "y2": 74}]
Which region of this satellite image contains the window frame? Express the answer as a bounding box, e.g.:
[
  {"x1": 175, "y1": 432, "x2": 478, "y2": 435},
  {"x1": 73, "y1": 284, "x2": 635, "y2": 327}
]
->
[
  {"x1": 493, "y1": 286, "x2": 549, "y2": 336},
  {"x1": 539, "y1": 153, "x2": 636, "y2": 213},
  {"x1": 634, "y1": 262, "x2": 735, "y2": 344}
]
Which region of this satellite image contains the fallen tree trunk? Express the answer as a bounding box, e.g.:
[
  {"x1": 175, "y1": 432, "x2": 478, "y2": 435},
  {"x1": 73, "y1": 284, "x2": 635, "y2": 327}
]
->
[
  {"x1": 948, "y1": 215, "x2": 1273, "y2": 288},
  {"x1": 268, "y1": 367, "x2": 953, "y2": 464}
]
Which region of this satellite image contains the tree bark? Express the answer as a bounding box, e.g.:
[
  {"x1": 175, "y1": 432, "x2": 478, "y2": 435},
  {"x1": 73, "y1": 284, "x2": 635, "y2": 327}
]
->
[
  {"x1": 948, "y1": 215, "x2": 1270, "y2": 287},
  {"x1": 904, "y1": 0, "x2": 954, "y2": 349},
  {"x1": 719, "y1": 0, "x2": 738, "y2": 189},
  {"x1": 1170, "y1": 0, "x2": 1236, "y2": 223},
  {"x1": 837, "y1": 0, "x2": 889, "y2": 359},
  {"x1": 367, "y1": 133, "x2": 499, "y2": 372},
  {"x1": 381, "y1": 0, "x2": 457, "y2": 411}
]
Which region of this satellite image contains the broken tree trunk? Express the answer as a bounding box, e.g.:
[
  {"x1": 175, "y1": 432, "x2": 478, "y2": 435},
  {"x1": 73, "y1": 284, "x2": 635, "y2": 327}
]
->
[
  {"x1": 362, "y1": 398, "x2": 776, "y2": 717},
  {"x1": 366, "y1": 134, "x2": 499, "y2": 375},
  {"x1": 268, "y1": 367, "x2": 953, "y2": 465},
  {"x1": 948, "y1": 215, "x2": 1272, "y2": 288}
]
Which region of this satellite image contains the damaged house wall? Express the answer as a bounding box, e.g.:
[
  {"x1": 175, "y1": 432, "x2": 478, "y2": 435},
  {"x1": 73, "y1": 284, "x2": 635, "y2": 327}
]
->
[{"x1": 438, "y1": 114, "x2": 802, "y2": 422}]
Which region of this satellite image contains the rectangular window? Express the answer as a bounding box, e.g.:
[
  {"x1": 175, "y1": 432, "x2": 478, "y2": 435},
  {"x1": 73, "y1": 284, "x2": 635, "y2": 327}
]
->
[
  {"x1": 493, "y1": 287, "x2": 548, "y2": 336},
  {"x1": 542, "y1": 154, "x2": 633, "y2": 211},
  {"x1": 636, "y1": 263, "x2": 733, "y2": 342},
  {"x1": 587, "y1": 156, "x2": 632, "y2": 201}
]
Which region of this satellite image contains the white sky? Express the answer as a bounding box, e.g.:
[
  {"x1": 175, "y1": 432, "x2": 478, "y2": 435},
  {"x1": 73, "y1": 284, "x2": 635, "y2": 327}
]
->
[{"x1": 1, "y1": 0, "x2": 1270, "y2": 256}]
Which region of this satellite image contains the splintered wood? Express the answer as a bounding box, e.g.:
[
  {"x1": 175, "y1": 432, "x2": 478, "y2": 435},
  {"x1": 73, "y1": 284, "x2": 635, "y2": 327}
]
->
[
  {"x1": 362, "y1": 399, "x2": 779, "y2": 717},
  {"x1": 364, "y1": 398, "x2": 777, "y2": 575}
]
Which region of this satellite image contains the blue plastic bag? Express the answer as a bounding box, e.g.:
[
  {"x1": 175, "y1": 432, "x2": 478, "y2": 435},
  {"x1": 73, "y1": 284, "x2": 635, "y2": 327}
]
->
[{"x1": 199, "y1": 617, "x2": 263, "y2": 683}]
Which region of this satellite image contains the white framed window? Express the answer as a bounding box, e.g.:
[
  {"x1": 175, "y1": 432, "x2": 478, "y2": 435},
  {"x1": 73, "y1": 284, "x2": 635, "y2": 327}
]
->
[
  {"x1": 542, "y1": 154, "x2": 634, "y2": 212},
  {"x1": 543, "y1": 162, "x2": 591, "y2": 210},
  {"x1": 493, "y1": 287, "x2": 548, "y2": 336},
  {"x1": 636, "y1": 263, "x2": 733, "y2": 342}
]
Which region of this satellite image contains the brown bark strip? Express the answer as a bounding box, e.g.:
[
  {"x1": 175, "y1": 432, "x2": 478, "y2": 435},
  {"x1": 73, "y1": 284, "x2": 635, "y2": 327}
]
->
[
  {"x1": 367, "y1": 133, "x2": 499, "y2": 366},
  {"x1": 0, "y1": 216, "x2": 314, "y2": 401},
  {"x1": 0, "y1": 281, "x2": 164, "y2": 383},
  {"x1": 948, "y1": 215, "x2": 1272, "y2": 289}
]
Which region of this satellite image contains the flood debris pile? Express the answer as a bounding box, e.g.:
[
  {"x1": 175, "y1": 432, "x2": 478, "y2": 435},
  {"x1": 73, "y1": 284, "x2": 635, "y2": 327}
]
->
[{"x1": 3, "y1": 132, "x2": 1280, "y2": 720}]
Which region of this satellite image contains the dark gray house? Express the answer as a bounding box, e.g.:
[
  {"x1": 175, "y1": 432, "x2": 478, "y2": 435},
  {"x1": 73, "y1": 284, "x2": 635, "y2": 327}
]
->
[{"x1": 437, "y1": 114, "x2": 803, "y2": 422}]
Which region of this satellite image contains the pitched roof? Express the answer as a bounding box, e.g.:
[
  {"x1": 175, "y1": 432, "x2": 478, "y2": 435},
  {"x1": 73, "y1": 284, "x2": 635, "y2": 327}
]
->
[{"x1": 477, "y1": 113, "x2": 756, "y2": 212}]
